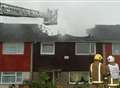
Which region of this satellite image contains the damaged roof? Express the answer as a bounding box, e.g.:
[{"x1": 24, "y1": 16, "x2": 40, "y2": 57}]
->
[
  {"x1": 0, "y1": 23, "x2": 94, "y2": 42},
  {"x1": 40, "y1": 34, "x2": 94, "y2": 42},
  {"x1": 2, "y1": 23, "x2": 119, "y2": 43}
]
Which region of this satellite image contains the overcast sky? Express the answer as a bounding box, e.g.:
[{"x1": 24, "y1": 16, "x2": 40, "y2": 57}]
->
[{"x1": 1, "y1": 0, "x2": 120, "y2": 36}]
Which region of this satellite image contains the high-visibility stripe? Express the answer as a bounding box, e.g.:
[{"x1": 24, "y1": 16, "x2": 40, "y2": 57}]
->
[
  {"x1": 108, "y1": 84, "x2": 119, "y2": 86},
  {"x1": 92, "y1": 81, "x2": 103, "y2": 83},
  {"x1": 111, "y1": 78, "x2": 113, "y2": 84},
  {"x1": 98, "y1": 63, "x2": 101, "y2": 82},
  {"x1": 90, "y1": 63, "x2": 93, "y2": 73},
  {"x1": 89, "y1": 64, "x2": 93, "y2": 84}
]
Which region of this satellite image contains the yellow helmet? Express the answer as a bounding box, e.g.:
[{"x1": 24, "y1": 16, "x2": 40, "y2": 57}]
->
[{"x1": 94, "y1": 54, "x2": 103, "y2": 61}]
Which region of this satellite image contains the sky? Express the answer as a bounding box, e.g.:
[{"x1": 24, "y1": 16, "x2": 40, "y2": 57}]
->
[{"x1": 1, "y1": 0, "x2": 120, "y2": 36}]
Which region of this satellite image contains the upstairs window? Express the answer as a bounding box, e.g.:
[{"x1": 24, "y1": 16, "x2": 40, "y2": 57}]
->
[
  {"x1": 75, "y1": 43, "x2": 96, "y2": 55},
  {"x1": 3, "y1": 43, "x2": 24, "y2": 55},
  {"x1": 112, "y1": 43, "x2": 120, "y2": 55},
  {"x1": 41, "y1": 42, "x2": 55, "y2": 55}
]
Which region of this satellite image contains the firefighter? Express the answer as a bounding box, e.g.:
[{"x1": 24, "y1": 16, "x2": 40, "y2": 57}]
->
[
  {"x1": 90, "y1": 54, "x2": 107, "y2": 88},
  {"x1": 107, "y1": 55, "x2": 120, "y2": 88}
]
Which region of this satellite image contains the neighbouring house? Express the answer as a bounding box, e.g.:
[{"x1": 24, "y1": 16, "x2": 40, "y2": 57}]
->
[
  {"x1": 32, "y1": 25, "x2": 120, "y2": 88},
  {"x1": 0, "y1": 23, "x2": 46, "y2": 88},
  {"x1": 89, "y1": 25, "x2": 120, "y2": 64}
]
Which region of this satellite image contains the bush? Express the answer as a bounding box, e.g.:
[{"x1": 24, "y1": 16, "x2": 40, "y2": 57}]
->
[{"x1": 32, "y1": 72, "x2": 55, "y2": 88}]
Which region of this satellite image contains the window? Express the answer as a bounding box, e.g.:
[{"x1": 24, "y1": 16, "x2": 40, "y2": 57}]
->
[
  {"x1": 3, "y1": 43, "x2": 24, "y2": 55},
  {"x1": 69, "y1": 71, "x2": 89, "y2": 84},
  {"x1": 75, "y1": 43, "x2": 96, "y2": 55},
  {"x1": 112, "y1": 43, "x2": 120, "y2": 55},
  {"x1": 41, "y1": 42, "x2": 55, "y2": 55},
  {"x1": 0, "y1": 72, "x2": 23, "y2": 84}
]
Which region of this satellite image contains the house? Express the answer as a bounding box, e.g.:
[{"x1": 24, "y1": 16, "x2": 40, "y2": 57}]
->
[
  {"x1": 0, "y1": 23, "x2": 45, "y2": 88},
  {"x1": 32, "y1": 34, "x2": 102, "y2": 88},
  {"x1": 32, "y1": 25, "x2": 120, "y2": 88},
  {"x1": 89, "y1": 25, "x2": 120, "y2": 64}
]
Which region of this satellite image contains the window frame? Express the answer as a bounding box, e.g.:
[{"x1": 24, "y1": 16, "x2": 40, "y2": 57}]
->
[
  {"x1": 69, "y1": 71, "x2": 89, "y2": 85},
  {"x1": 75, "y1": 43, "x2": 96, "y2": 55},
  {"x1": 40, "y1": 42, "x2": 55, "y2": 55},
  {"x1": 3, "y1": 43, "x2": 24, "y2": 55},
  {"x1": 112, "y1": 43, "x2": 120, "y2": 55},
  {"x1": 0, "y1": 72, "x2": 23, "y2": 84}
]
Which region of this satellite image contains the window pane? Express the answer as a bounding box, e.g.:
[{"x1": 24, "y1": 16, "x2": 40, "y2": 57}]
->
[
  {"x1": 2, "y1": 76, "x2": 15, "y2": 83},
  {"x1": 70, "y1": 72, "x2": 89, "y2": 83},
  {"x1": 3, "y1": 43, "x2": 24, "y2": 54},
  {"x1": 16, "y1": 72, "x2": 22, "y2": 82},
  {"x1": 3, "y1": 72, "x2": 15, "y2": 76},
  {"x1": 16, "y1": 77, "x2": 22, "y2": 82},
  {"x1": 70, "y1": 72, "x2": 81, "y2": 82},
  {"x1": 1, "y1": 72, "x2": 23, "y2": 84},
  {"x1": 41, "y1": 42, "x2": 55, "y2": 54},
  {"x1": 17, "y1": 72, "x2": 22, "y2": 77},
  {"x1": 91, "y1": 43, "x2": 95, "y2": 53},
  {"x1": 76, "y1": 43, "x2": 90, "y2": 54},
  {"x1": 112, "y1": 43, "x2": 120, "y2": 55},
  {"x1": 42, "y1": 44, "x2": 53, "y2": 53}
]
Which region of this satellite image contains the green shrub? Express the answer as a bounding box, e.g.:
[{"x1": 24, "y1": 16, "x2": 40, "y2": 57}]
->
[{"x1": 32, "y1": 72, "x2": 55, "y2": 88}]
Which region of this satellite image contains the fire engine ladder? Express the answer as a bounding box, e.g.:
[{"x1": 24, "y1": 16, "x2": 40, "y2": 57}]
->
[{"x1": 0, "y1": 2, "x2": 57, "y2": 25}]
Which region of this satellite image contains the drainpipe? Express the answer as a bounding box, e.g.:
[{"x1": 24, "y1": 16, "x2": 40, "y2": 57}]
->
[{"x1": 30, "y1": 43, "x2": 33, "y2": 81}]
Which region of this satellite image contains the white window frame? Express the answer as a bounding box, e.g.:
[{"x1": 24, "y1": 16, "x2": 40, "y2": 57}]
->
[
  {"x1": 3, "y1": 43, "x2": 24, "y2": 55},
  {"x1": 0, "y1": 72, "x2": 23, "y2": 84},
  {"x1": 112, "y1": 43, "x2": 120, "y2": 55},
  {"x1": 69, "y1": 71, "x2": 89, "y2": 84},
  {"x1": 40, "y1": 42, "x2": 55, "y2": 55},
  {"x1": 75, "y1": 43, "x2": 96, "y2": 55}
]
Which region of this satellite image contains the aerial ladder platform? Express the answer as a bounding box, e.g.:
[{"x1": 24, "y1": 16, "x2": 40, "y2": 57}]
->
[{"x1": 0, "y1": 2, "x2": 57, "y2": 25}]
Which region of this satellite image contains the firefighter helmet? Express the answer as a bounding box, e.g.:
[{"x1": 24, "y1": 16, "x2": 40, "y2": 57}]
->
[
  {"x1": 94, "y1": 54, "x2": 103, "y2": 61},
  {"x1": 107, "y1": 55, "x2": 115, "y2": 63}
]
